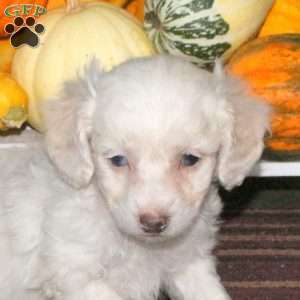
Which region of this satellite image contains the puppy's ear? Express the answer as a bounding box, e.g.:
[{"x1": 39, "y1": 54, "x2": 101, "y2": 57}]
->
[
  {"x1": 215, "y1": 63, "x2": 270, "y2": 190},
  {"x1": 43, "y1": 61, "x2": 101, "y2": 189}
]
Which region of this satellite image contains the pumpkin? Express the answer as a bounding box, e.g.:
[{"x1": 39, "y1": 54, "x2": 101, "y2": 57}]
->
[
  {"x1": 259, "y1": 0, "x2": 300, "y2": 37},
  {"x1": 144, "y1": 0, "x2": 274, "y2": 69},
  {"x1": 227, "y1": 34, "x2": 300, "y2": 159},
  {"x1": 0, "y1": 39, "x2": 15, "y2": 73},
  {"x1": 12, "y1": 0, "x2": 155, "y2": 131},
  {"x1": 0, "y1": 72, "x2": 28, "y2": 130},
  {"x1": 266, "y1": 138, "x2": 300, "y2": 152},
  {"x1": 271, "y1": 114, "x2": 300, "y2": 139},
  {"x1": 0, "y1": 0, "x2": 48, "y2": 37}
]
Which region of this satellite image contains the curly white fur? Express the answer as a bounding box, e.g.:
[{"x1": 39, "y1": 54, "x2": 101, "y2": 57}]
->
[{"x1": 0, "y1": 55, "x2": 270, "y2": 300}]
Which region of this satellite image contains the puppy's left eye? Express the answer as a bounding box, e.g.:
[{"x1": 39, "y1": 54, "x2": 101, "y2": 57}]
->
[
  {"x1": 109, "y1": 155, "x2": 128, "y2": 167},
  {"x1": 181, "y1": 154, "x2": 200, "y2": 167}
]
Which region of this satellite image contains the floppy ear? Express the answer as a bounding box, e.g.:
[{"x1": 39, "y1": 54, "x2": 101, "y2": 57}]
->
[
  {"x1": 215, "y1": 64, "x2": 271, "y2": 190},
  {"x1": 42, "y1": 61, "x2": 101, "y2": 189}
]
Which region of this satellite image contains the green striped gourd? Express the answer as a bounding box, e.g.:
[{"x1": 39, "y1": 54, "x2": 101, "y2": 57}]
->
[{"x1": 144, "y1": 0, "x2": 274, "y2": 68}]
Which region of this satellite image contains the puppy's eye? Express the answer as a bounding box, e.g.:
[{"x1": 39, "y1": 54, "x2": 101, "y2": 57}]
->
[
  {"x1": 109, "y1": 155, "x2": 128, "y2": 167},
  {"x1": 181, "y1": 154, "x2": 200, "y2": 167}
]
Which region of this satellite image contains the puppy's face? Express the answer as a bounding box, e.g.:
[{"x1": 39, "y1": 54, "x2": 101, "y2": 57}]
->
[
  {"x1": 45, "y1": 56, "x2": 268, "y2": 242},
  {"x1": 90, "y1": 59, "x2": 224, "y2": 240}
]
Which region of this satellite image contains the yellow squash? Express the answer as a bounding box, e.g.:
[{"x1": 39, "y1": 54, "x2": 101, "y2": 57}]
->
[
  {"x1": 0, "y1": 72, "x2": 28, "y2": 130},
  {"x1": 12, "y1": 0, "x2": 155, "y2": 131}
]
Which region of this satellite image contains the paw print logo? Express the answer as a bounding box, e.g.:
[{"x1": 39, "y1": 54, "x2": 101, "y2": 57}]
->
[{"x1": 5, "y1": 16, "x2": 44, "y2": 48}]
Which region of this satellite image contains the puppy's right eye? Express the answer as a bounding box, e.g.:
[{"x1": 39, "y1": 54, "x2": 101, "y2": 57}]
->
[
  {"x1": 181, "y1": 154, "x2": 200, "y2": 167},
  {"x1": 109, "y1": 155, "x2": 128, "y2": 167}
]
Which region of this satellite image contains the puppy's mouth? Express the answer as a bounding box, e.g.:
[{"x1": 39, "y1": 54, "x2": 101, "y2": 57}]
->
[
  {"x1": 135, "y1": 229, "x2": 171, "y2": 243},
  {"x1": 141, "y1": 224, "x2": 168, "y2": 234}
]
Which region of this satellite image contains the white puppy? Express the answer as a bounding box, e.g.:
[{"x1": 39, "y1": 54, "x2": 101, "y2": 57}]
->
[{"x1": 0, "y1": 55, "x2": 269, "y2": 300}]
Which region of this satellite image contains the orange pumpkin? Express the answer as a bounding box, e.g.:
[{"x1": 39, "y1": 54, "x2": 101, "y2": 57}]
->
[
  {"x1": 227, "y1": 34, "x2": 300, "y2": 157},
  {"x1": 266, "y1": 138, "x2": 300, "y2": 153},
  {"x1": 259, "y1": 0, "x2": 300, "y2": 37},
  {"x1": 0, "y1": 0, "x2": 48, "y2": 37},
  {"x1": 271, "y1": 114, "x2": 300, "y2": 138}
]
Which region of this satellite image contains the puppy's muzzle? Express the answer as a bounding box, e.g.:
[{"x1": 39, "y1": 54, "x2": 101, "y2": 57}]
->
[{"x1": 139, "y1": 212, "x2": 169, "y2": 234}]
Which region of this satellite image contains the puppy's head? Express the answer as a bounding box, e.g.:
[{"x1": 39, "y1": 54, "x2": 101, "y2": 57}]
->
[{"x1": 44, "y1": 55, "x2": 270, "y2": 241}]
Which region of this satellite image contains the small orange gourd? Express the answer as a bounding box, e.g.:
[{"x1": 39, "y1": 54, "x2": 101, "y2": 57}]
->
[
  {"x1": 227, "y1": 34, "x2": 300, "y2": 158},
  {"x1": 0, "y1": 72, "x2": 28, "y2": 130},
  {"x1": 126, "y1": 0, "x2": 143, "y2": 21}
]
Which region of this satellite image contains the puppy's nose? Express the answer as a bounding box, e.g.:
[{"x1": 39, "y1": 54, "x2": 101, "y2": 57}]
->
[{"x1": 139, "y1": 212, "x2": 169, "y2": 234}]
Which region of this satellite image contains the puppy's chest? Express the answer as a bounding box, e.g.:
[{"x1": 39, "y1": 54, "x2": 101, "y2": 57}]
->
[
  {"x1": 103, "y1": 241, "x2": 193, "y2": 300},
  {"x1": 102, "y1": 243, "x2": 162, "y2": 300}
]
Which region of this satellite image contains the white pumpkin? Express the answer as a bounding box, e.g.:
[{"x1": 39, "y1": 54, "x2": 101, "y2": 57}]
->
[{"x1": 12, "y1": 0, "x2": 155, "y2": 131}]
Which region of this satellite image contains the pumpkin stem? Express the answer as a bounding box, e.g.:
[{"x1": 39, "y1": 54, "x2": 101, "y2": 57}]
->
[{"x1": 66, "y1": 0, "x2": 82, "y2": 13}]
